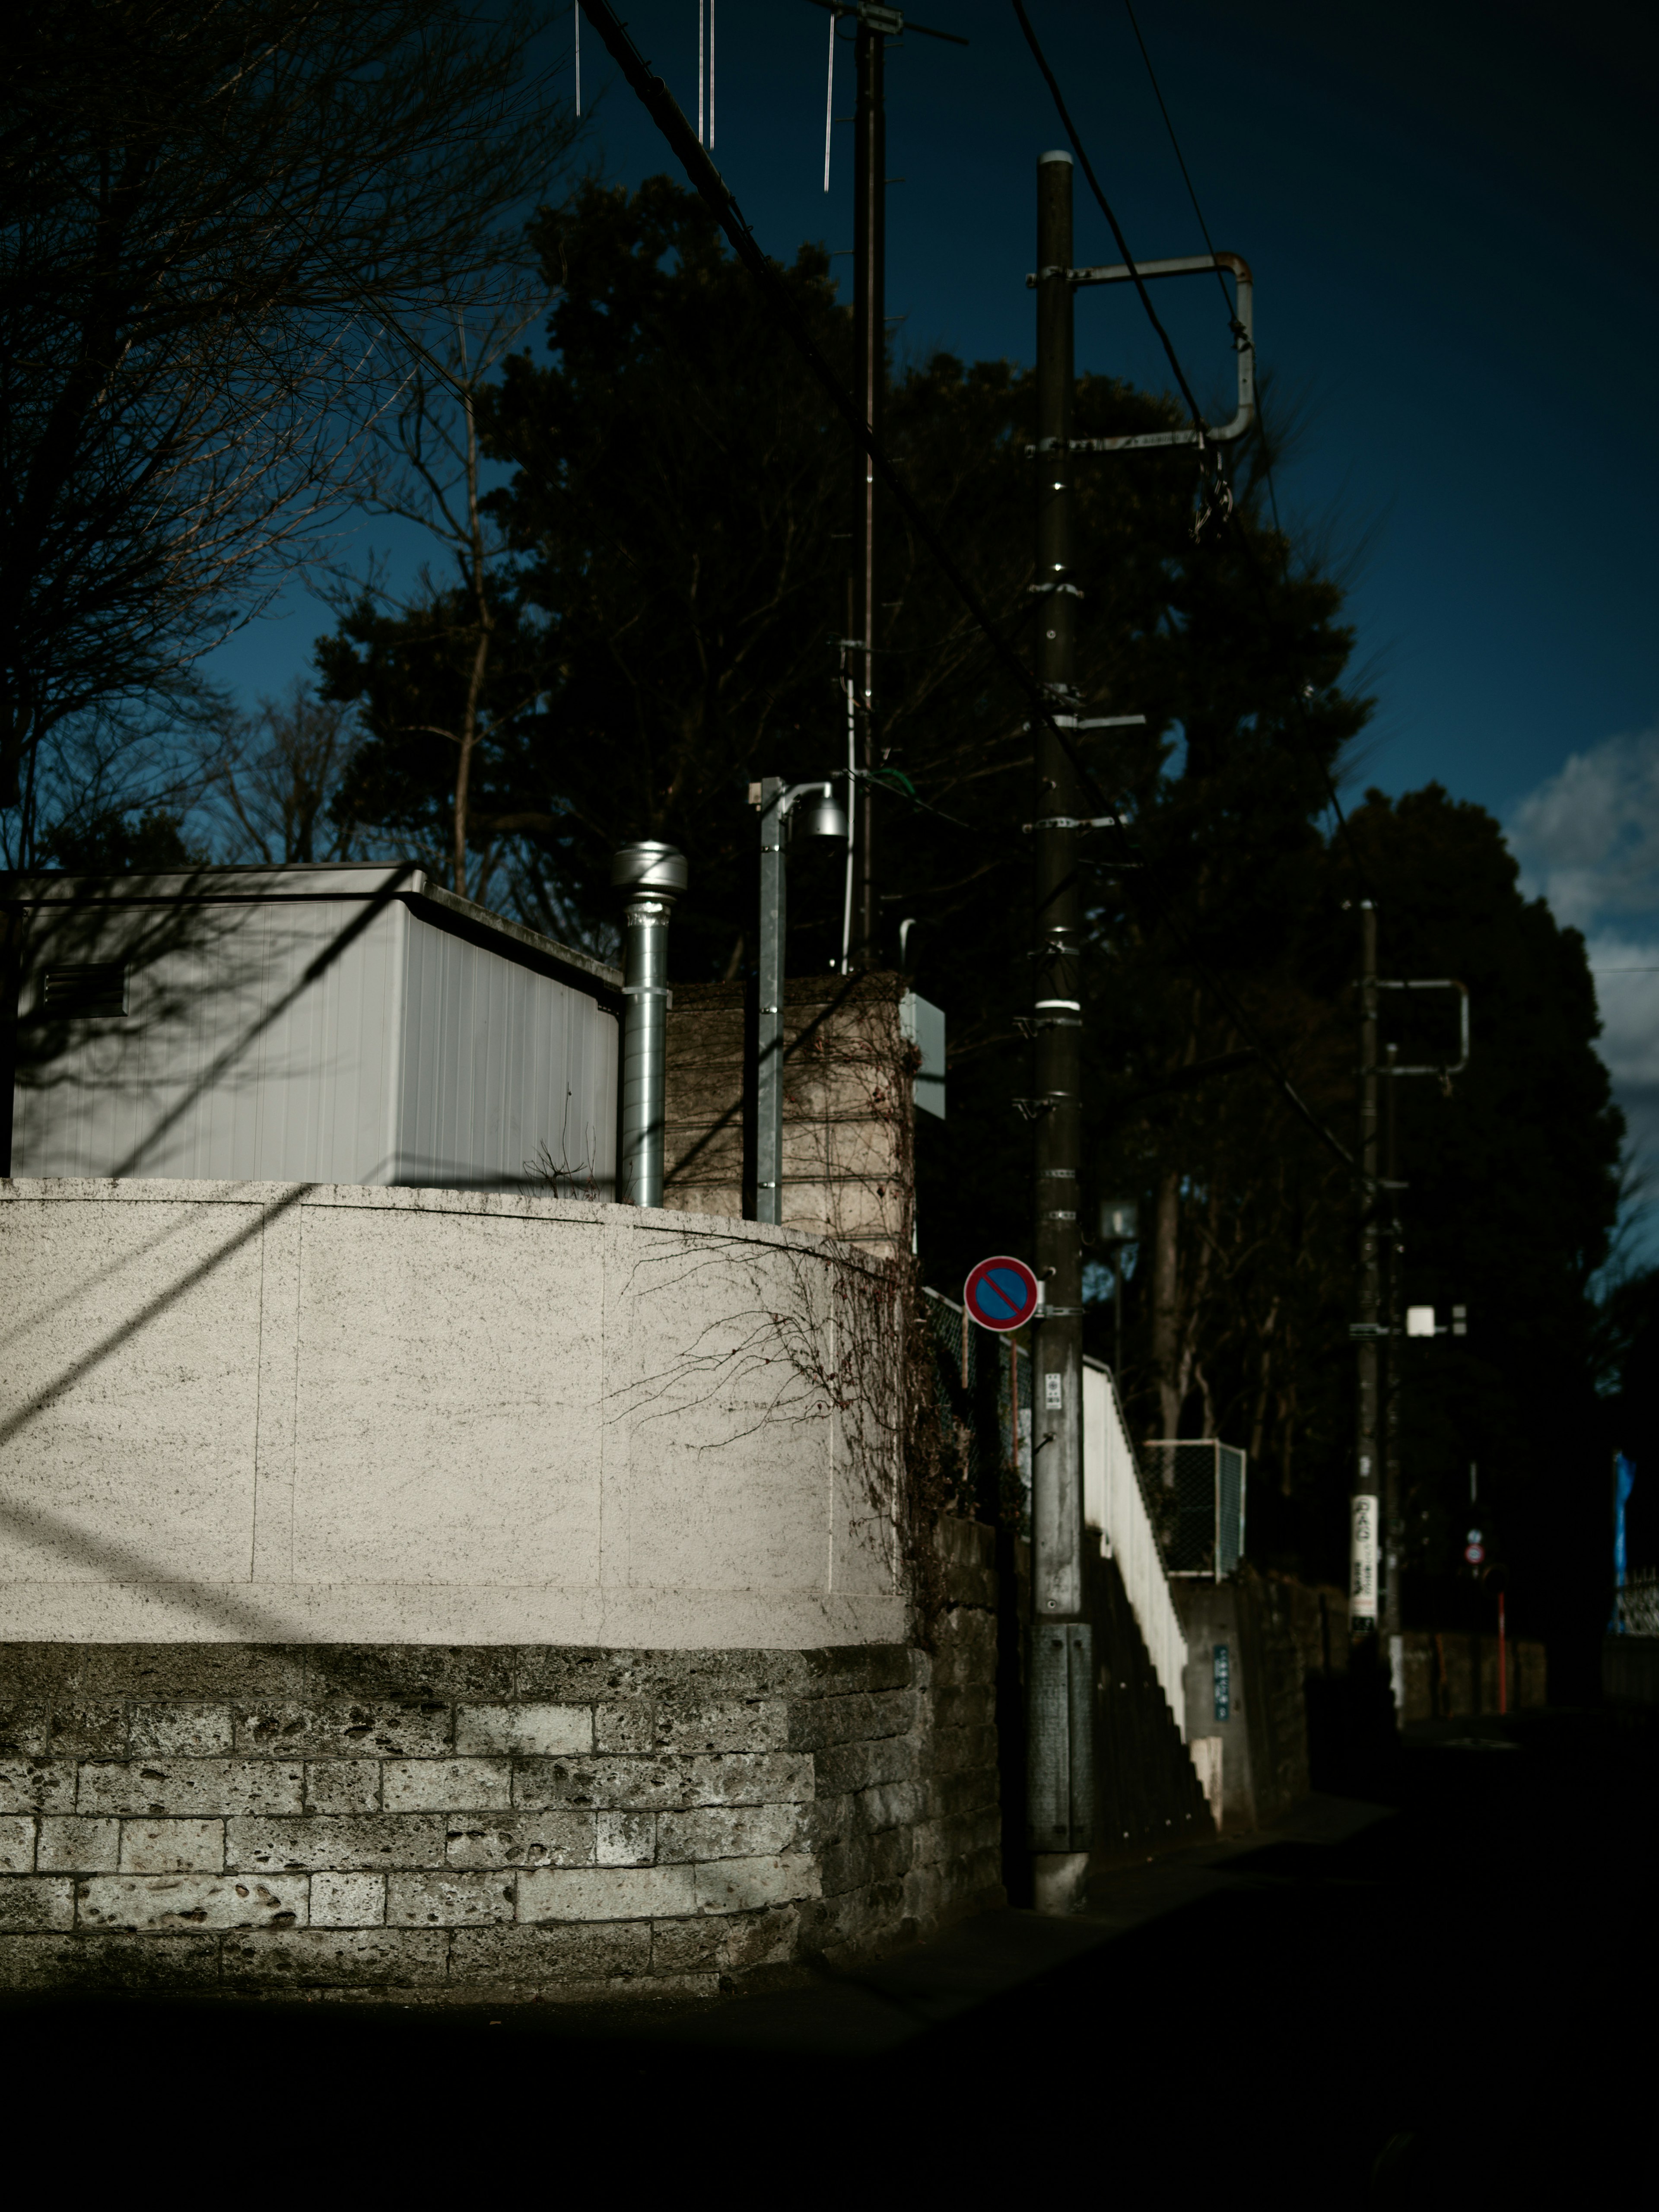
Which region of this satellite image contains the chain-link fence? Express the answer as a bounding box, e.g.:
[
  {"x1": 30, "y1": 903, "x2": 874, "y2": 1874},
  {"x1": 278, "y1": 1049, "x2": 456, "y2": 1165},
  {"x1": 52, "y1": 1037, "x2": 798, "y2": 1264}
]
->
[
  {"x1": 922, "y1": 1290, "x2": 1031, "y2": 1532},
  {"x1": 1141, "y1": 1440, "x2": 1248, "y2": 1580}
]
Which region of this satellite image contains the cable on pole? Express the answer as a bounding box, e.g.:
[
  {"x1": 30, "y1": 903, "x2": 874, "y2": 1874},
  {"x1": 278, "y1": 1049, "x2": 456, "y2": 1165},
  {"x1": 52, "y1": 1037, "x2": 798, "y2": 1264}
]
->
[{"x1": 1120, "y1": 0, "x2": 1237, "y2": 336}]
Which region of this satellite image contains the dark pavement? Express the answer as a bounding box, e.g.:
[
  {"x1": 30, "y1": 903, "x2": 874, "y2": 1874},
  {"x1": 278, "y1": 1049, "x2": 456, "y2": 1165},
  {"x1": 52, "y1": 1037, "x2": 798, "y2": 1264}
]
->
[{"x1": 8, "y1": 1707, "x2": 1652, "y2": 2194}]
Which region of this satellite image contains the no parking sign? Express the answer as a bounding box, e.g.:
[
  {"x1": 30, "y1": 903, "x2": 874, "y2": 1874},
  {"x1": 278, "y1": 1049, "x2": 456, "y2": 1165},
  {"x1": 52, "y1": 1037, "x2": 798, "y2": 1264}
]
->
[{"x1": 963, "y1": 1255, "x2": 1041, "y2": 1332}]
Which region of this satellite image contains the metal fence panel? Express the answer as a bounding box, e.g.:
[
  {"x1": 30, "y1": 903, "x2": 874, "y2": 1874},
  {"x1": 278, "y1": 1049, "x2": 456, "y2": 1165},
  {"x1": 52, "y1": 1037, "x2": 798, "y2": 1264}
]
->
[{"x1": 1143, "y1": 1439, "x2": 1249, "y2": 1581}]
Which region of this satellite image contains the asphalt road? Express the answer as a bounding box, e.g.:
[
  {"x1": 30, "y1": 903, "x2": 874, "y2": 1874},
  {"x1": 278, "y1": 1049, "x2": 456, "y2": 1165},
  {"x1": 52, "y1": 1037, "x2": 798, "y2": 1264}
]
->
[{"x1": 7, "y1": 1707, "x2": 1651, "y2": 2195}]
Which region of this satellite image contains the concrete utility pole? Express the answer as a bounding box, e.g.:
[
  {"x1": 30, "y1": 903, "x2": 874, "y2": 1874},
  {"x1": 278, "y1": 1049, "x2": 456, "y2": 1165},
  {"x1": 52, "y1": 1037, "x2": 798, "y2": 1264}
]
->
[
  {"x1": 1382, "y1": 1040, "x2": 1403, "y2": 1647},
  {"x1": 851, "y1": 16, "x2": 884, "y2": 966},
  {"x1": 1028, "y1": 148, "x2": 1092, "y2": 1911},
  {"x1": 1351, "y1": 899, "x2": 1380, "y2": 1634},
  {"x1": 612, "y1": 840, "x2": 689, "y2": 1207}
]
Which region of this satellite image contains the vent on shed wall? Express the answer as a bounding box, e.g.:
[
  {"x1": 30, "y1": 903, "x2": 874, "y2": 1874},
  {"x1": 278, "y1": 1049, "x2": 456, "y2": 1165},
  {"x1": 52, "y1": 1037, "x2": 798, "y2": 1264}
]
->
[{"x1": 42, "y1": 963, "x2": 129, "y2": 1019}]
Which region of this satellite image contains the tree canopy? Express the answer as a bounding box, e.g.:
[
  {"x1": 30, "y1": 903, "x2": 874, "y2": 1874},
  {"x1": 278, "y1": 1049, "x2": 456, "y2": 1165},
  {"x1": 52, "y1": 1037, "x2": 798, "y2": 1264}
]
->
[{"x1": 0, "y1": 0, "x2": 576, "y2": 862}]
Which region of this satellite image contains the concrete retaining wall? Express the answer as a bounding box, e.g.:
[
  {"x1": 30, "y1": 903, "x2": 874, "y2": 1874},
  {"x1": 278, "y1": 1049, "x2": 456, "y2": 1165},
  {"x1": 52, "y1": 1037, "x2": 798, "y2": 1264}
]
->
[
  {"x1": 0, "y1": 1529, "x2": 1001, "y2": 2000},
  {"x1": 1174, "y1": 1570, "x2": 1311, "y2": 1834},
  {"x1": 0, "y1": 1179, "x2": 902, "y2": 1649}
]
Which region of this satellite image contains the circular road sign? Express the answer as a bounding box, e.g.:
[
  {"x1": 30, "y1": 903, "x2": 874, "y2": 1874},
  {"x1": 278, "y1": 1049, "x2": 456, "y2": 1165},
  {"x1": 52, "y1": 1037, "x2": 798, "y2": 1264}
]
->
[
  {"x1": 964, "y1": 1255, "x2": 1041, "y2": 1332},
  {"x1": 1464, "y1": 1541, "x2": 1485, "y2": 1566}
]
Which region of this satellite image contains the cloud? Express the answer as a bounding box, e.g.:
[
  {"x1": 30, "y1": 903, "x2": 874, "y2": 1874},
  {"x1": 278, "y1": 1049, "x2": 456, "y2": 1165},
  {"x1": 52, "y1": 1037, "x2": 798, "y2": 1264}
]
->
[
  {"x1": 1507, "y1": 735, "x2": 1659, "y2": 1248},
  {"x1": 1586, "y1": 928, "x2": 1659, "y2": 1179},
  {"x1": 1507, "y1": 729, "x2": 1659, "y2": 930}
]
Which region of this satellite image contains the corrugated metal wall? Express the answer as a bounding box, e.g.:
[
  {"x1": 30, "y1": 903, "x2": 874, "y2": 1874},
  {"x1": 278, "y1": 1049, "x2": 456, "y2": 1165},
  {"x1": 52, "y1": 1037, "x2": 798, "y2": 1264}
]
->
[
  {"x1": 394, "y1": 910, "x2": 617, "y2": 1192},
  {"x1": 11, "y1": 881, "x2": 619, "y2": 1194},
  {"x1": 12, "y1": 896, "x2": 405, "y2": 1183}
]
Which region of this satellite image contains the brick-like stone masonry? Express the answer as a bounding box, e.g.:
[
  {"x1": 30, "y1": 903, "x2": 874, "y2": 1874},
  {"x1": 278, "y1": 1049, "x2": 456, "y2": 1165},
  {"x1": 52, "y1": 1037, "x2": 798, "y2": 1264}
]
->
[{"x1": 0, "y1": 1545, "x2": 999, "y2": 2003}]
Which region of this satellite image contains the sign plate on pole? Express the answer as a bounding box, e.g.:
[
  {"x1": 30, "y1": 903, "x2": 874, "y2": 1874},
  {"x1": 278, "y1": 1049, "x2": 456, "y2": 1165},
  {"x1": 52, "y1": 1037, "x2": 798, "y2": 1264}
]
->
[
  {"x1": 1464, "y1": 1542, "x2": 1484, "y2": 1566},
  {"x1": 963, "y1": 1255, "x2": 1040, "y2": 1332}
]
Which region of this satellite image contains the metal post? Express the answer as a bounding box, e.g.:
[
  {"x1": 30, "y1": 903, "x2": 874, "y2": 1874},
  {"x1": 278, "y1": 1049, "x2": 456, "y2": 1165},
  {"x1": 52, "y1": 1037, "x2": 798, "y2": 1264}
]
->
[
  {"x1": 1029, "y1": 148, "x2": 1091, "y2": 1910},
  {"x1": 753, "y1": 777, "x2": 848, "y2": 1226},
  {"x1": 756, "y1": 778, "x2": 787, "y2": 1226},
  {"x1": 852, "y1": 19, "x2": 884, "y2": 966},
  {"x1": 611, "y1": 840, "x2": 688, "y2": 1207},
  {"x1": 1351, "y1": 899, "x2": 1380, "y2": 1634}
]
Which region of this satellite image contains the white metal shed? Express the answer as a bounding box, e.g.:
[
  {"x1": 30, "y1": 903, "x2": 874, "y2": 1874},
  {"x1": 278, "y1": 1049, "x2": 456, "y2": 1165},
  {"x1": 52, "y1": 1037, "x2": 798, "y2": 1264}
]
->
[{"x1": 3, "y1": 864, "x2": 621, "y2": 1194}]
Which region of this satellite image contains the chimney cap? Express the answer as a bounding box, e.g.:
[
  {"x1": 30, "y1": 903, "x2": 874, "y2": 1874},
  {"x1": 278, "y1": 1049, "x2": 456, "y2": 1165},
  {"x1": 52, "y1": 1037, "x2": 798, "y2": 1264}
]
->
[{"x1": 611, "y1": 840, "x2": 688, "y2": 897}]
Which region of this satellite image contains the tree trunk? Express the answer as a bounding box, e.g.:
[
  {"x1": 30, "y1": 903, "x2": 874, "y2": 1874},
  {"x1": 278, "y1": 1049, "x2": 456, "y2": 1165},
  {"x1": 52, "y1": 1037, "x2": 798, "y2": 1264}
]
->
[{"x1": 1150, "y1": 1166, "x2": 1182, "y2": 1437}]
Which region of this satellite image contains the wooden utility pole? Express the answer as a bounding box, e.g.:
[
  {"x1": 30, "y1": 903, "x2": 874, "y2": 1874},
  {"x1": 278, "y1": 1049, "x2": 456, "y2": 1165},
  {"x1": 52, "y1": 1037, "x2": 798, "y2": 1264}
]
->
[{"x1": 1028, "y1": 148, "x2": 1092, "y2": 1911}]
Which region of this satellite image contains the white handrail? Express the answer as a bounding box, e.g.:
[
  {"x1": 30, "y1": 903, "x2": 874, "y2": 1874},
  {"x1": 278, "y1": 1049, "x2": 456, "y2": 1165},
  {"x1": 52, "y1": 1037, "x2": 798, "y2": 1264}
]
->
[{"x1": 1084, "y1": 1356, "x2": 1189, "y2": 1739}]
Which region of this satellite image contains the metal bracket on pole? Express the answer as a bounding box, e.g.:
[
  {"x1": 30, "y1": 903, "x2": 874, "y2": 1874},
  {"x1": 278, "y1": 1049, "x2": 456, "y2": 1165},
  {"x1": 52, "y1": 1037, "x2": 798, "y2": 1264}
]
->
[
  {"x1": 1021, "y1": 252, "x2": 1255, "y2": 451},
  {"x1": 1371, "y1": 979, "x2": 1471, "y2": 1077}
]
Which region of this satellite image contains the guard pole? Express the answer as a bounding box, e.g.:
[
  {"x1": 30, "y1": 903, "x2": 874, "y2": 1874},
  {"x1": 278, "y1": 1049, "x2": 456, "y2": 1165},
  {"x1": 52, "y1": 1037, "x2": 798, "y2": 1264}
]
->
[
  {"x1": 851, "y1": 20, "x2": 885, "y2": 966},
  {"x1": 1029, "y1": 149, "x2": 1092, "y2": 1912},
  {"x1": 1350, "y1": 899, "x2": 1381, "y2": 1633},
  {"x1": 611, "y1": 840, "x2": 688, "y2": 1206}
]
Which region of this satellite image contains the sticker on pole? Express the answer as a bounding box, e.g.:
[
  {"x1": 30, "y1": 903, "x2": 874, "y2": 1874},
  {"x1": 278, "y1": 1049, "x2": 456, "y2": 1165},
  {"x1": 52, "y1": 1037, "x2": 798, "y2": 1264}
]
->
[{"x1": 964, "y1": 1256, "x2": 1040, "y2": 1332}]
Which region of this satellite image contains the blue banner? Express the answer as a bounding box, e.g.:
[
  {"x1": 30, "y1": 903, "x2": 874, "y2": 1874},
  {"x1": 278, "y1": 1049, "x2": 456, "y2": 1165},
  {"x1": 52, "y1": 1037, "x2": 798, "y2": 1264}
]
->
[{"x1": 1612, "y1": 1453, "x2": 1636, "y2": 1631}]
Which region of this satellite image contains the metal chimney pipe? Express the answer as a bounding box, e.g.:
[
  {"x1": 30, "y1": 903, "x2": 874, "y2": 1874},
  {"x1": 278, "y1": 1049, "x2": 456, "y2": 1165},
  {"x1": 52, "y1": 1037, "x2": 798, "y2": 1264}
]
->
[{"x1": 610, "y1": 839, "x2": 688, "y2": 1206}]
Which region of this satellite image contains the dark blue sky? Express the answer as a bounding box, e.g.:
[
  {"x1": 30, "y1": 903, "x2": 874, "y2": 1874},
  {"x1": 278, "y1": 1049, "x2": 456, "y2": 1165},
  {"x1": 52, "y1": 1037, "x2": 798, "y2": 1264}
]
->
[{"x1": 224, "y1": 0, "x2": 1657, "y2": 823}]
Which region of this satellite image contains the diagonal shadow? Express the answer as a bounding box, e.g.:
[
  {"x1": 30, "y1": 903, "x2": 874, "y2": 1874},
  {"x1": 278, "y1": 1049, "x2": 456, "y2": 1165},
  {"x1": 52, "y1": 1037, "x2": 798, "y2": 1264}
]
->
[
  {"x1": 665, "y1": 974, "x2": 871, "y2": 1193},
  {"x1": 0, "y1": 1182, "x2": 311, "y2": 1453},
  {"x1": 105, "y1": 864, "x2": 419, "y2": 1179},
  {"x1": 0, "y1": 1490, "x2": 311, "y2": 1643}
]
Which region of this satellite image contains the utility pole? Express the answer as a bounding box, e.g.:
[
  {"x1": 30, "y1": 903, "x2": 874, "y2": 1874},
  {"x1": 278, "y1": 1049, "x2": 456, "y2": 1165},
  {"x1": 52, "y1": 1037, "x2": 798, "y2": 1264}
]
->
[
  {"x1": 1027, "y1": 148, "x2": 1091, "y2": 1912},
  {"x1": 1351, "y1": 900, "x2": 1380, "y2": 1635},
  {"x1": 1382, "y1": 1040, "x2": 1403, "y2": 1646},
  {"x1": 811, "y1": 0, "x2": 964, "y2": 964},
  {"x1": 851, "y1": 15, "x2": 884, "y2": 966}
]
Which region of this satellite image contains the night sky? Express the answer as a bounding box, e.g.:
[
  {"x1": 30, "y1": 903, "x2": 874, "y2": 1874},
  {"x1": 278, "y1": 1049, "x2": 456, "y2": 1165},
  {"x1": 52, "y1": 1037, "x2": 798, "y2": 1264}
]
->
[{"x1": 209, "y1": 0, "x2": 1659, "y2": 1241}]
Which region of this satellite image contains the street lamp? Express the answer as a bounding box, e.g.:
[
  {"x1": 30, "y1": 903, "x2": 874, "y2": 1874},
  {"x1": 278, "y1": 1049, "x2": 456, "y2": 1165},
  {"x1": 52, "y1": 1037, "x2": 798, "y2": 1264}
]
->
[{"x1": 749, "y1": 777, "x2": 850, "y2": 1226}]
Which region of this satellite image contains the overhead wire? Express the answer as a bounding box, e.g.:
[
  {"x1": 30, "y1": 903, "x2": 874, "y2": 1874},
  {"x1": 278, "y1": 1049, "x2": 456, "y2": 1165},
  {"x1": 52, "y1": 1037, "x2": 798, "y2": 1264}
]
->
[{"x1": 575, "y1": 0, "x2": 1355, "y2": 1174}]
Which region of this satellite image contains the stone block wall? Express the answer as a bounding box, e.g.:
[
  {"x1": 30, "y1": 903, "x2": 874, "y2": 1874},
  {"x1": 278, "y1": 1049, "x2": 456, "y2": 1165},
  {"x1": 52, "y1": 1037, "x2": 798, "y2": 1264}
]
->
[
  {"x1": 0, "y1": 1541, "x2": 1001, "y2": 2002},
  {"x1": 663, "y1": 974, "x2": 912, "y2": 1255}
]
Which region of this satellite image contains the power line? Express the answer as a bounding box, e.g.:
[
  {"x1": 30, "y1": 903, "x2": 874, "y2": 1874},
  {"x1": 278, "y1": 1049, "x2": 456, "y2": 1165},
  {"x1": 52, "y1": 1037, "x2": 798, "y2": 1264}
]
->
[
  {"x1": 1118, "y1": 0, "x2": 1284, "y2": 533},
  {"x1": 1120, "y1": 0, "x2": 1232, "y2": 324},
  {"x1": 1010, "y1": 0, "x2": 1208, "y2": 438}
]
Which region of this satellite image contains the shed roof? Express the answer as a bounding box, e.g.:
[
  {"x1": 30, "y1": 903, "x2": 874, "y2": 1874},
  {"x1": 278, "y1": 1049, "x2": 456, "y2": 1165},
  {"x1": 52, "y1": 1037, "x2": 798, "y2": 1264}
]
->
[{"x1": 2, "y1": 861, "x2": 623, "y2": 1004}]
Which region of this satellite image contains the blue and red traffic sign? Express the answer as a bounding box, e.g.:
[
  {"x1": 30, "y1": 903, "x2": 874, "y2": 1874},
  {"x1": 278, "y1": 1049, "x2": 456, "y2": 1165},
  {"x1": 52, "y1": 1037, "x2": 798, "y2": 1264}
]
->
[{"x1": 964, "y1": 1255, "x2": 1040, "y2": 1332}]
